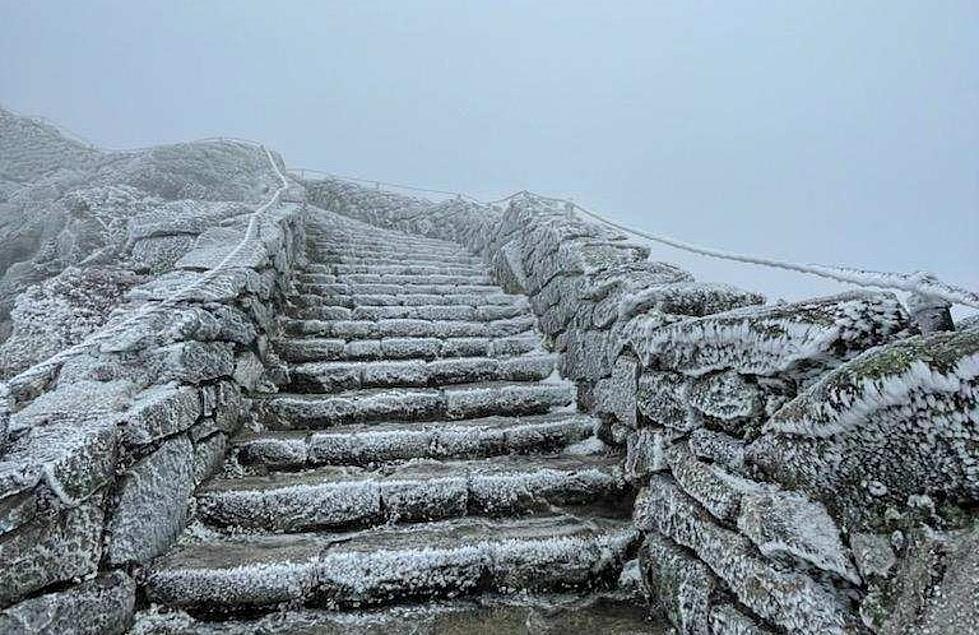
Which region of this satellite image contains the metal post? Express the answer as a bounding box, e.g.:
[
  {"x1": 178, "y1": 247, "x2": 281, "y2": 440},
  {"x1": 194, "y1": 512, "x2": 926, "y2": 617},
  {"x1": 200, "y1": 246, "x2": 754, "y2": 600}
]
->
[{"x1": 908, "y1": 274, "x2": 955, "y2": 334}]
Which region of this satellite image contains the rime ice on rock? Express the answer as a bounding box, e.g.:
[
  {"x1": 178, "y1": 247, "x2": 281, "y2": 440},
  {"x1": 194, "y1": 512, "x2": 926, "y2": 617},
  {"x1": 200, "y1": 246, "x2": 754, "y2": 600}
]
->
[{"x1": 748, "y1": 328, "x2": 979, "y2": 528}]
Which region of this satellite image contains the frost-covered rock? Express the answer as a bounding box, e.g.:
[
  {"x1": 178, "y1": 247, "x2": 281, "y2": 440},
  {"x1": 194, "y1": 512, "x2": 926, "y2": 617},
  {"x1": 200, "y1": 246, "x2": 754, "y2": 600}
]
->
[
  {"x1": 709, "y1": 604, "x2": 774, "y2": 634},
  {"x1": 624, "y1": 291, "x2": 910, "y2": 379},
  {"x1": 850, "y1": 532, "x2": 896, "y2": 580},
  {"x1": 688, "y1": 428, "x2": 746, "y2": 471},
  {"x1": 0, "y1": 266, "x2": 143, "y2": 376},
  {"x1": 637, "y1": 370, "x2": 694, "y2": 430},
  {"x1": 118, "y1": 384, "x2": 201, "y2": 448},
  {"x1": 640, "y1": 531, "x2": 718, "y2": 634},
  {"x1": 625, "y1": 427, "x2": 668, "y2": 482},
  {"x1": 611, "y1": 281, "x2": 764, "y2": 325},
  {"x1": 736, "y1": 490, "x2": 858, "y2": 583},
  {"x1": 666, "y1": 444, "x2": 748, "y2": 523},
  {"x1": 687, "y1": 371, "x2": 764, "y2": 431},
  {"x1": 860, "y1": 525, "x2": 978, "y2": 634},
  {"x1": 107, "y1": 435, "x2": 194, "y2": 565},
  {"x1": 0, "y1": 498, "x2": 104, "y2": 605},
  {"x1": 635, "y1": 476, "x2": 856, "y2": 634},
  {"x1": 747, "y1": 329, "x2": 979, "y2": 528},
  {"x1": 0, "y1": 570, "x2": 135, "y2": 635},
  {"x1": 153, "y1": 341, "x2": 235, "y2": 384},
  {"x1": 593, "y1": 354, "x2": 640, "y2": 427}
]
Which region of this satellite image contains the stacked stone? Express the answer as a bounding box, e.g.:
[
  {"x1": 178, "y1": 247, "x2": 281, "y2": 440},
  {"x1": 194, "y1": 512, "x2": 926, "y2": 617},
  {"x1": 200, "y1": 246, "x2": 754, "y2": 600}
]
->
[
  {"x1": 0, "y1": 196, "x2": 305, "y2": 633},
  {"x1": 133, "y1": 208, "x2": 653, "y2": 632},
  {"x1": 308, "y1": 179, "x2": 979, "y2": 633}
]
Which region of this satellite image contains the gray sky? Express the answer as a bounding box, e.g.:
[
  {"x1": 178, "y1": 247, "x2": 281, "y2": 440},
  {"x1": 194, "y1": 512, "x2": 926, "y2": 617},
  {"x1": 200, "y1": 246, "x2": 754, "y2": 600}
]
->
[{"x1": 2, "y1": 1, "x2": 976, "y2": 310}]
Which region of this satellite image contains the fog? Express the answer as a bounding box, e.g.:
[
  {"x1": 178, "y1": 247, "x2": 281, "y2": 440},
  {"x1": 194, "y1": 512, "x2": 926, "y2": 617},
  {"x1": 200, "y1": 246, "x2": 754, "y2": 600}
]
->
[{"x1": 2, "y1": 0, "x2": 976, "y2": 309}]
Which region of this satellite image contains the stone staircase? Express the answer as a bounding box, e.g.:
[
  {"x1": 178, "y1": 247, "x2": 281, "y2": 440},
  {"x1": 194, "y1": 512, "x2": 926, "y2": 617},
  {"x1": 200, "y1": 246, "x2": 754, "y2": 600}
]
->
[{"x1": 135, "y1": 212, "x2": 653, "y2": 632}]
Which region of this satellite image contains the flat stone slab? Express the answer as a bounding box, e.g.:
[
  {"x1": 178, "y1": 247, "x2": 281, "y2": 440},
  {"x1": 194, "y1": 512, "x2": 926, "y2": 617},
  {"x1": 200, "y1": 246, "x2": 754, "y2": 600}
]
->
[
  {"x1": 145, "y1": 513, "x2": 638, "y2": 612},
  {"x1": 236, "y1": 412, "x2": 597, "y2": 468},
  {"x1": 197, "y1": 454, "x2": 625, "y2": 531},
  {"x1": 258, "y1": 381, "x2": 575, "y2": 429},
  {"x1": 276, "y1": 334, "x2": 540, "y2": 364},
  {"x1": 282, "y1": 316, "x2": 536, "y2": 339},
  {"x1": 288, "y1": 354, "x2": 557, "y2": 392},
  {"x1": 130, "y1": 592, "x2": 662, "y2": 634}
]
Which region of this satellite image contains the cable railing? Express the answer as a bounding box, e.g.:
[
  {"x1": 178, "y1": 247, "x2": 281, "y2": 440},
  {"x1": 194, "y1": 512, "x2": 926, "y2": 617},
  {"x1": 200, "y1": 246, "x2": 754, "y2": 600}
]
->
[
  {"x1": 1, "y1": 140, "x2": 291, "y2": 396},
  {"x1": 5, "y1": 104, "x2": 977, "y2": 312}
]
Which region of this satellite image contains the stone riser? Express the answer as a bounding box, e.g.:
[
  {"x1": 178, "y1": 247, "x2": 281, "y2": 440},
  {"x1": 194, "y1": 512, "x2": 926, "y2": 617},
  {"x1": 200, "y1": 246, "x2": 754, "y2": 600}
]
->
[
  {"x1": 305, "y1": 262, "x2": 486, "y2": 276},
  {"x1": 258, "y1": 382, "x2": 575, "y2": 429},
  {"x1": 281, "y1": 316, "x2": 536, "y2": 340},
  {"x1": 297, "y1": 272, "x2": 494, "y2": 286},
  {"x1": 287, "y1": 355, "x2": 557, "y2": 393},
  {"x1": 316, "y1": 254, "x2": 482, "y2": 267},
  {"x1": 289, "y1": 292, "x2": 518, "y2": 308},
  {"x1": 196, "y1": 457, "x2": 625, "y2": 532},
  {"x1": 287, "y1": 303, "x2": 529, "y2": 323},
  {"x1": 130, "y1": 592, "x2": 654, "y2": 634},
  {"x1": 235, "y1": 414, "x2": 598, "y2": 468},
  {"x1": 296, "y1": 282, "x2": 503, "y2": 296},
  {"x1": 310, "y1": 245, "x2": 475, "y2": 260},
  {"x1": 144, "y1": 515, "x2": 638, "y2": 614},
  {"x1": 274, "y1": 335, "x2": 540, "y2": 364}
]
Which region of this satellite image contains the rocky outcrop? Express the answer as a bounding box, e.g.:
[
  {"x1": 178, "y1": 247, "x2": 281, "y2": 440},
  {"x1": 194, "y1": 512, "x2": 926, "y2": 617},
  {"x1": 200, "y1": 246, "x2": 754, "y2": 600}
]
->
[
  {"x1": 0, "y1": 107, "x2": 285, "y2": 365},
  {"x1": 0, "y1": 111, "x2": 304, "y2": 632}
]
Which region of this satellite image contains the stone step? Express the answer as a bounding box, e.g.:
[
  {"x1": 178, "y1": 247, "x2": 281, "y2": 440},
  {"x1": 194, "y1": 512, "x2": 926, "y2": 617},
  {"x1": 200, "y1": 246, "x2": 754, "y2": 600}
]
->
[
  {"x1": 197, "y1": 454, "x2": 625, "y2": 532},
  {"x1": 289, "y1": 291, "x2": 518, "y2": 308},
  {"x1": 287, "y1": 302, "x2": 530, "y2": 324},
  {"x1": 318, "y1": 254, "x2": 482, "y2": 267},
  {"x1": 308, "y1": 229, "x2": 460, "y2": 245},
  {"x1": 281, "y1": 316, "x2": 536, "y2": 340},
  {"x1": 305, "y1": 263, "x2": 486, "y2": 276},
  {"x1": 130, "y1": 592, "x2": 656, "y2": 634},
  {"x1": 297, "y1": 272, "x2": 494, "y2": 286},
  {"x1": 288, "y1": 354, "x2": 558, "y2": 393},
  {"x1": 144, "y1": 513, "x2": 638, "y2": 613},
  {"x1": 235, "y1": 413, "x2": 598, "y2": 468},
  {"x1": 310, "y1": 243, "x2": 473, "y2": 259},
  {"x1": 296, "y1": 281, "x2": 504, "y2": 297},
  {"x1": 257, "y1": 381, "x2": 575, "y2": 429},
  {"x1": 275, "y1": 334, "x2": 540, "y2": 364},
  {"x1": 308, "y1": 235, "x2": 468, "y2": 249}
]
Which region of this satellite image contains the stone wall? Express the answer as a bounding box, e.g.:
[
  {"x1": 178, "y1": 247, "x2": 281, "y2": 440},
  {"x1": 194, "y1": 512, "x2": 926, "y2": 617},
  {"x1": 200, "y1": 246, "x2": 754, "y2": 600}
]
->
[
  {"x1": 0, "y1": 194, "x2": 306, "y2": 633},
  {"x1": 307, "y1": 179, "x2": 979, "y2": 634}
]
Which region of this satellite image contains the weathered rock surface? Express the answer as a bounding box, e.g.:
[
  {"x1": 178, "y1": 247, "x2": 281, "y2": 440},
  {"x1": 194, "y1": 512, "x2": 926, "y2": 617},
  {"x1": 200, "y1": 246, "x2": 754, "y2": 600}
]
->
[
  {"x1": 0, "y1": 570, "x2": 135, "y2": 635},
  {"x1": 748, "y1": 328, "x2": 979, "y2": 528},
  {"x1": 106, "y1": 435, "x2": 195, "y2": 565}
]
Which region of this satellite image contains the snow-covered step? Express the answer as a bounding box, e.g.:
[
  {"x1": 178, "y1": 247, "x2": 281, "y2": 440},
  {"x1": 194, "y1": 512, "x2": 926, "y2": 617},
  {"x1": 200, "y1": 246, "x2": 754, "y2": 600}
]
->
[
  {"x1": 235, "y1": 413, "x2": 598, "y2": 468},
  {"x1": 144, "y1": 513, "x2": 637, "y2": 613},
  {"x1": 281, "y1": 316, "x2": 536, "y2": 340},
  {"x1": 290, "y1": 291, "x2": 519, "y2": 308},
  {"x1": 258, "y1": 381, "x2": 575, "y2": 429},
  {"x1": 348, "y1": 303, "x2": 529, "y2": 321},
  {"x1": 321, "y1": 254, "x2": 482, "y2": 267},
  {"x1": 311, "y1": 244, "x2": 474, "y2": 259},
  {"x1": 297, "y1": 272, "x2": 495, "y2": 286},
  {"x1": 296, "y1": 281, "x2": 504, "y2": 297},
  {"x1": 131, "y1": 592, "x2": 654, "y2": 634},
  {"x1": 288, "y1": 354, "x2": 557, "y2": 393},
  {"x1": 310, "y1": 234, "x2": 467, "y2": 249},
  {"x1": 275, "y1": 334, "x2": 540, "y2": 364},
  {"x1": 306, "y1": 263, "x2": 487, "y2": 276},
  {"x1": 287, "y1": 302, "x2": 530, "y2": 324},
  {"x1": 197, "y1": 454, "x2": 625, "y2": 532}
]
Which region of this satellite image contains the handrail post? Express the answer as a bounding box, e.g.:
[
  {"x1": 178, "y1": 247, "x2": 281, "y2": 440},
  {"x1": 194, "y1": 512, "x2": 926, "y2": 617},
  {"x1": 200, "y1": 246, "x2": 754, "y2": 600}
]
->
[{"x1": 908, "y1": 274, "x2": 955, "y2": 334}]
